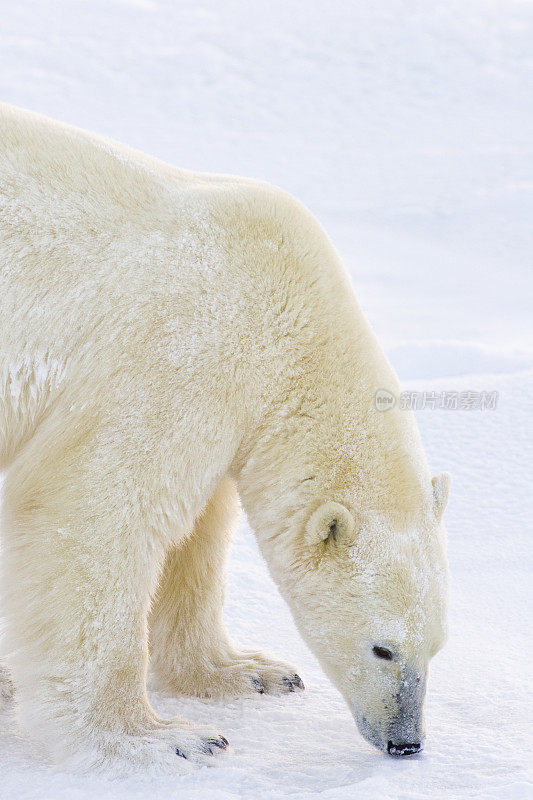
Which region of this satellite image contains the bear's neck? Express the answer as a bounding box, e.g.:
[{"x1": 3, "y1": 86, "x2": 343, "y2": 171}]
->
[
  {"x1": 223, "y1": 200, "x2": 431, "y2": 573},
  {"x1": 232, "y1": 306, "x2": 431, "y2": 582}
]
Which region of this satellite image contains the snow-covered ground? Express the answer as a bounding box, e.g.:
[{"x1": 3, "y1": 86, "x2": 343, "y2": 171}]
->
[{"x1": 1, "y1": 1, "x2": 532, "y2": 798}]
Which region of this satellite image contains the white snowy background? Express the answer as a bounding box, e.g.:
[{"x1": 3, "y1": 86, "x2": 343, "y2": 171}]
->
[{"x1": 1, "y1": 1, "x2": 532, "y2": 798}]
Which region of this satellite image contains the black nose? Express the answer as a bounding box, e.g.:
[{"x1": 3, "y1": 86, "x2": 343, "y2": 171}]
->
[{"x1": 387, "y1": 741, "x2": 422, "y2": 756}]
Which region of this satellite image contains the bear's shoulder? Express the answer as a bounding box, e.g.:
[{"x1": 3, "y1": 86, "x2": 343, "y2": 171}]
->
[{"x1": 0, "y1": 104, "x2": 293, "y2": 220}]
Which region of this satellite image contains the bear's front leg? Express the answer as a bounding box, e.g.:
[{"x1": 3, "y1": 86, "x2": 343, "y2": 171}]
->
[
  {"x1": 149, "y1": 477, "x2": 305, "y2": 699},
  {"x1": 0, "y1": 444, "x2": 229, "y2": 774}
]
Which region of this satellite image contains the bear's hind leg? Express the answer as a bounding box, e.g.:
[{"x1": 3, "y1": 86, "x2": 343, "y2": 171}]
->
[
  {"x1": 1, "y1": 441, "x2": 229, "y2": 773},
  {"x1": 149, "y1": 476, "x2": 304, "y2": 699}
]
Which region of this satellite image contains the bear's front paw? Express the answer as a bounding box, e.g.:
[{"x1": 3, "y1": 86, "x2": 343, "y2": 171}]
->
[
  {"x1": 170, "y1": 730, "x2": 229, "y2": 761},
  {"x1": 154, "y1": 648, "x2": 305, "y2": 700},
  {"x1": 227, "y1": 648, "x2": 305, "y2": 696},
  {"x1": 249, "y1": 661, "x2": 305, "y2": 695},
  {"x1": 223, "y1": 650, "x2": 305, "y2": 697},
  {"x1": 64, "y1": 719, "x2": 230, "y2": 775}
]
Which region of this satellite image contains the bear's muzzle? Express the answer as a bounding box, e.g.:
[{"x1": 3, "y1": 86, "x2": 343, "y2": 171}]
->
[{"x1": 352, "y1": 665, "x2": 427, "y2": 756}]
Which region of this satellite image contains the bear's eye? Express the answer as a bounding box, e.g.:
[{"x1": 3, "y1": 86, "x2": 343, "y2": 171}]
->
[
  {"x1": 328, "y1": 519, "x2": 338, "y2": 538},
  {"x1": 373, "y1": 645, "x2": 394, "y2": 661}
]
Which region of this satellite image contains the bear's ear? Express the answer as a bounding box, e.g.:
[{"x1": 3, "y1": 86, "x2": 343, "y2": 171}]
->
[
  {"x1": 305, "y1": 501, "x2": 355, "y2": 547},
  {"x1": 431, "y1": 472, "x2": 451, "y2": 522}
]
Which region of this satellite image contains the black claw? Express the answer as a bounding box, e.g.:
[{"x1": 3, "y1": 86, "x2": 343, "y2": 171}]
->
[
  {"x1": 293, "y1": 674, "x2": 305, "y2": 690},
  {"x1": 175, "y1": 748, "x2": 187, "y2": 759},
  {"x1": 283, "y1": 676, "x2": 295, "y2": 692},
  {"x1": 252, "y1": 677, "x2": 265, "y2": 693},
  {"x1": 207, "y1": 737, "x2": 228, "y2": 750},
  {"x1": 201, "y1": 743, "x2": 214, "y2": 755}
]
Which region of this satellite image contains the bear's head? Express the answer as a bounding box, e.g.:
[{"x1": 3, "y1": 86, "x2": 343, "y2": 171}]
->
[{"x1": 279, "y1": 472, "x2": 450, "y2": 757}]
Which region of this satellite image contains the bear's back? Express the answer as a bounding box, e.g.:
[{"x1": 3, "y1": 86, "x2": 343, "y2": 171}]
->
[{"x1": 0, "y1": 103, "x2": 250, "y2": 234}]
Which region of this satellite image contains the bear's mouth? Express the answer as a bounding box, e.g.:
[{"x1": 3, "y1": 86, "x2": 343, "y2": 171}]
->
[
  {"x1": 351, "y1": 709, "x2": 425, "y2": 757},
  {"x1": 352, "y1": 710, "x2": 388, "y2": 752}
]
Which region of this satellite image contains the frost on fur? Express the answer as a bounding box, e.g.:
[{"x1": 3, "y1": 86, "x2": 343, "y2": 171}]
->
[{"x1": 0, "y1": 663, "x2": 14, "y2": 711}]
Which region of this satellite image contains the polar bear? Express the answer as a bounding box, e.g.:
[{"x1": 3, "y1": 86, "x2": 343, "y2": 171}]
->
[{"x1": 0, "y1": 104, "x2": 449, "y2": 773}]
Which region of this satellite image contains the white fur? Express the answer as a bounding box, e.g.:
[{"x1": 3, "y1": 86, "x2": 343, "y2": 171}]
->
[{"x1": 0, "y1": 104, "x2": 449, "y2": 773}]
